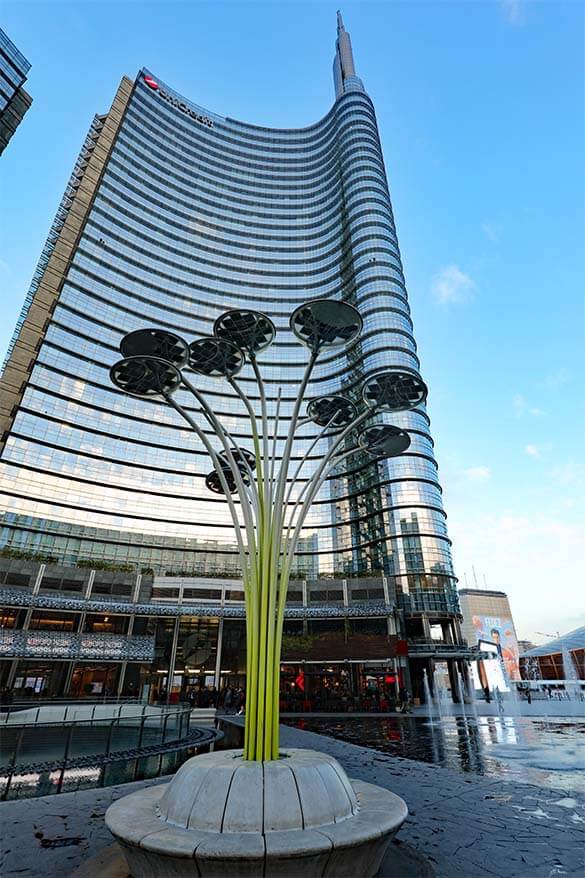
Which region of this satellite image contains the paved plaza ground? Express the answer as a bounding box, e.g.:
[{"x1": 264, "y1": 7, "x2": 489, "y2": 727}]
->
[{"x1": 0, "y1": 720, "x2": 583, "y2": 877}]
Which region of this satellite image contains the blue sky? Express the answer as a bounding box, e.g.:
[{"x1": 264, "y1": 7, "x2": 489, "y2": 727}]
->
[{"x1": 1, "y1": 0, "x2": 583, "y2": 643}]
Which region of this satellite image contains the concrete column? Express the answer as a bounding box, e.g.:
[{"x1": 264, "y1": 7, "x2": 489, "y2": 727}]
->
[
  {"x1": 214, "y1": 618, "x2": 224, "y2": 689},
  {"x1": 31, "y1": 563, "x2": 46, "y2": 596},
  {"x1": 381, "y1": 576, "x2": 390, "y2": 605},
  {"x1": 132, "y1": 573, "x2": 142, "y2": 603},
  {"x1": 452, "y1": 616, "x2": 464, "y2": 644},
  {"x1": 447, "y1": 660, "x2": 460, "y2": 702},
  {"x1": 421, "y1": 614, "x2": 432, "y2": 641},
  {"x1": 85, "y1": 569, "x2": 96, "y2": 599},
  {"x1": 6, "y1": 660, "x2": 20, "y2": 688},
  {"x1": 459, "y1": 660, "x2": 473, "y2": 703},
  {"x1": 342, "y1": 579, "x2": 349, "y2": 607},
  {"x1": 399, "y1": 656, "x2": 412, "y2": 694},
  {"x1": 7, "y1": 572, "x2": 46, "y2": 687},
  {"x1": 166, "y1": 616, "x2": 181, "y2": 704},
  {"x1": 63, "y1": 661, "x2": 77, "y2": 696},
  {"x1": 301, "y1": 580, "x2": 307, "y2": 607},
  {"x1": 116, "y1": 615, "x2": 135, "y2": 697}
]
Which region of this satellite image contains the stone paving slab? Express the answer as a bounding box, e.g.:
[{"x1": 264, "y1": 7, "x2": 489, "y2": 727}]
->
[{"x1": 0, "y1": 722, "x2": 583, "y2": 877}]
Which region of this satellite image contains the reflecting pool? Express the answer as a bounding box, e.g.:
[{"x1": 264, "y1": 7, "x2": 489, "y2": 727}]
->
[{"x1": 284, "y1": 716, "x2": 585, "y2": 792}]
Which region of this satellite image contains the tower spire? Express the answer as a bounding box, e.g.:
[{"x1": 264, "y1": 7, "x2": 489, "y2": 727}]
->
[{"x1": 333, "y1": 11, "x2": 364, "y2": 99}]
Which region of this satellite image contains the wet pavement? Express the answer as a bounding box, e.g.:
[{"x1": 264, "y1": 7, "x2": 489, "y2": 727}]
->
[
  {"x1": 1, "y1": 719, "x2": 583, "y2": 877},
  {"x1": 283, "y1": 715, "x2": 585, "y2": 792}
]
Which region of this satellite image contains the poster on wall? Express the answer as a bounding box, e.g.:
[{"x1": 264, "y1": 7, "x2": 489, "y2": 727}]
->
[{"x1": 472, "y1": 615, "x2": 521, "y2": 681}]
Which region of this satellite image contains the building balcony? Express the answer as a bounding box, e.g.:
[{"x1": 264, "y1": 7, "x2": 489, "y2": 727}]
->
[
  {"x1": 0, "y1": 629, "x2": 155, "y2": 662},
  {"x1": 400, "y1": 592, "x2": 460, "y2": 616},
  {"x1": 406, "y1": 640, "x2": 477, "y2": 659}
]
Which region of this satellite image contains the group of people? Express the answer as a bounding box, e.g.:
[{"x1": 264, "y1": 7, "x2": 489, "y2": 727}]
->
[{"x1": 220, "y1": 685, "x2": 245, "y2": 715}]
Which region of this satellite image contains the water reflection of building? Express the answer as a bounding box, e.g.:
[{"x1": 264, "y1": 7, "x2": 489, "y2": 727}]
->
[{"x1": 458, "y1": 588, "x2": 521, "y2": 682}]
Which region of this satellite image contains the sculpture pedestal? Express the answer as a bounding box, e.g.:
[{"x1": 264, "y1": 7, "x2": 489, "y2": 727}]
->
[{"x1": 105, "y1": 748, "x2": 408, "y2": 877}]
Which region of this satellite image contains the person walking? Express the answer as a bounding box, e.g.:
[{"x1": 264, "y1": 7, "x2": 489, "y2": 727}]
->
[{"x1": 398, "y1": 686, "x2": 410, "y2": 714}]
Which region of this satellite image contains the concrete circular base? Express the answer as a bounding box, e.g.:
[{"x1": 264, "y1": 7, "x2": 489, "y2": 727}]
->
[
  {"x1": 105, "y1": 748, "x2": 408, "y2": 877},
  {"x1": 74, "y1": 838, "x2": 434, "y2": 878}
]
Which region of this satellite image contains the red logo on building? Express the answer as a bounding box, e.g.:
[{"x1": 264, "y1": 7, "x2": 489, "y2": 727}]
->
[{"x1": 144, "y1": 75, "x2": 159, "y2": 90}]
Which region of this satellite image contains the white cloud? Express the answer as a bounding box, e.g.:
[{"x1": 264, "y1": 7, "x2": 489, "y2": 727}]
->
[
  {"x1": 431, "y1": 265, "x2": 475, "y2": 305},
  {"x1": 513, "y1": 394, "x2": 544, "y2": 417},
  {"x1": 482, "y1": 222, "x2": 502, "y2": 242},
  {"x1": 513, "y1": 393, "x2": 526, "y2": 414},
  {"x1": 544, "y1": 368, "x2": 570, "y2": 390},
  {"x1": 525, "y1": 444, "x2": 540, "y2": 457},
  {"x1": 549, "y1": 461, "x2": 585, "y2": 489},
  {"x1": 464, "y1": 466, "x2": 491, "y2": 482},
  {"x1": 499, "y1": 0, "x2": 526, "y2": 26},
  {"x1": 449, "y1": 511, "x2": 585, "y2": 641}
]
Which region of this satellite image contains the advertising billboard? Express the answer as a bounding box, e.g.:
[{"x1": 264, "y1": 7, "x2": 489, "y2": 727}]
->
[{"x1": 471, "y1": 614, "x2": 521, "y2": 681}]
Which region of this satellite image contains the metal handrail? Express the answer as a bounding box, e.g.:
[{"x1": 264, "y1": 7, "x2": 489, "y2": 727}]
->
[
  {"x1": 0, "y1": 699, "x2": 176, "y2": 726},
  {"x1": 0, "y1": 722, "x2": 219, "y2": 800},
  {"x1": 0, "y1": 705, "x2": 191, "y2": 774}
]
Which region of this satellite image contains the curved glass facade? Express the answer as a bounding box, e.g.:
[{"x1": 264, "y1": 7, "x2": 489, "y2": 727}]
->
[{"x1": 0, "y1": 29, "x2": 457, "y2": 607}]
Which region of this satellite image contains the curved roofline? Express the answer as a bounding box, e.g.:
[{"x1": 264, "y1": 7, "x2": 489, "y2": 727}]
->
[{"x1": 139, "y1": 68, "x2": 370, "y2": 135}]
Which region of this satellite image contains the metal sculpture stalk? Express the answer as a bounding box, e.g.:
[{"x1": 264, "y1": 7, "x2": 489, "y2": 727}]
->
[{"x1": 110, "y1": 303, "x2": 427, "y2": 761}]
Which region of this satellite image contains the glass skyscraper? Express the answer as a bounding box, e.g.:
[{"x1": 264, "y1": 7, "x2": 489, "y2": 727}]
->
[
  {"x1": 0, "y1": 15, "x2": 458, "y2": 617},
  {"x1": 0, "y1": 28, "x2": 32, "y2": 156}
]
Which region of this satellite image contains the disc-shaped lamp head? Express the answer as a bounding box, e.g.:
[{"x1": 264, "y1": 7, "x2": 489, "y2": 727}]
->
[
  {"x1": 188, "y1": 337, "x2": 245, "y2": 378},
  {"x1": 307, "y1": 395, "x2": 358, "y2": 429},
  {"x1": 205, "y1": 463, "x2": 251, "y2": 495},
  {"x1": 362, "y1": 370, "x2": 428, "y2": 412},
  {"x1": 120, "y1": 328, "x2": 189, "y2": 368},
  {"x1": 290, "y1": 299, "x2": 362, "y2": 351},
  {"x1": 110, "y1": 356, "x2": 182, "y2": 399},
  {"x1": 218, "y1": 447, "x2": 257, "y2": 472},
  {"x1": 358, "y1": 424, "x2": 411, "y2": 458},
  {"x1": 214, "y1": 310, "x2": 275, "y2": 356}
]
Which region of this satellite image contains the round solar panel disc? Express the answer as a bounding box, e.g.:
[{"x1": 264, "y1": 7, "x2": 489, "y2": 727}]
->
[
  {"x1": 188, "y1": 337, "x2": 245, "y2": 378},
  {"x1": 290, "y1": 299, "x2": 362, "y2": 351},
  {"x1": 214, "y1": 310, "x2": 275, "y2": 356},
  {"x1": 307, "y1": 395, "x2": 357, "y2": 429},
  {"x1": 358, "y1": 424, "x2": 411, "y2": 458},
  {"x1": 120, "y1": 328, "x2": 189, "y2": 368},
  {"x1": 362, "y1": 370, "x2": 428, "y2": 412},
  {"x1": 218, "y1": 447, "x2": 257, "y2": 472},
  {"x1": 110, "y1": 356, "x2": 182, "y2": 398}
]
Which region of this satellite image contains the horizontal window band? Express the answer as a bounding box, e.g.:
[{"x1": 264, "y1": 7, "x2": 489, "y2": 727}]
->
[
  {"x1": 73, "y1": 242, "x2": 406, "y2": 303},
  {"x1": 48, "y1": 315, "x2": 418, "y2": 375},
  {"x1": 101, "y1": 165, "x2": 398, "y2": 240},
  {"x1": 36, "y1": 338, "x2": 419, "y2": 411},
  {"x1": 4, "y1": 439, "x2": 443, "y2": 506},
  {"x1": 123, "y1": 107, "x2": 386, "y2": 189},
  {"x1": 65, "y1": 258, "x2": 411, "y2": 324},
  {"x1": 55, "y1": 298, "x2": 415, "y2": 358},
  {"x1": 94, "y1": 185, "x2": 399, "y2": 262},
  {"x1": 87, "y1": 203, "x2": 402, "y2": 272},
  {"x1": 0, "y1": 490, "x2": 452, "y2": 547},
  {"x1": 29, "y1": 359, "x2": 431, "y2": 431},
  {"x1": 120, "y1": 115, "x2": 387, "y2": 199},
  {"x1": 0, "y1": 519, "x2": 455, "y2": 568},
  {"x1": 133, "y1": 88, "x2": 378, "y2": 160}
]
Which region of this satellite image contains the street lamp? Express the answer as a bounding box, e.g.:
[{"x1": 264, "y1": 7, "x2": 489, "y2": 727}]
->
[{"x1": 110, "y1": 302, "x2": 427, "y2": 761}]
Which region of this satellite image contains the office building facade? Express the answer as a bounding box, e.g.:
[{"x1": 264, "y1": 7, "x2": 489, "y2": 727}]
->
[
  {"x1": 0, "y1": 28, "x2": 32, "y2": 156},
  {"x1": 0, "y1": 16, "x2": 467, "y2": 700}
]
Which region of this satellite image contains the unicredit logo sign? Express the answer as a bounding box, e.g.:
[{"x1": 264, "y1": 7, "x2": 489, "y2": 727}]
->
[{"x1": 142, "y1": 74, "x2": 213, "y2": 128}]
